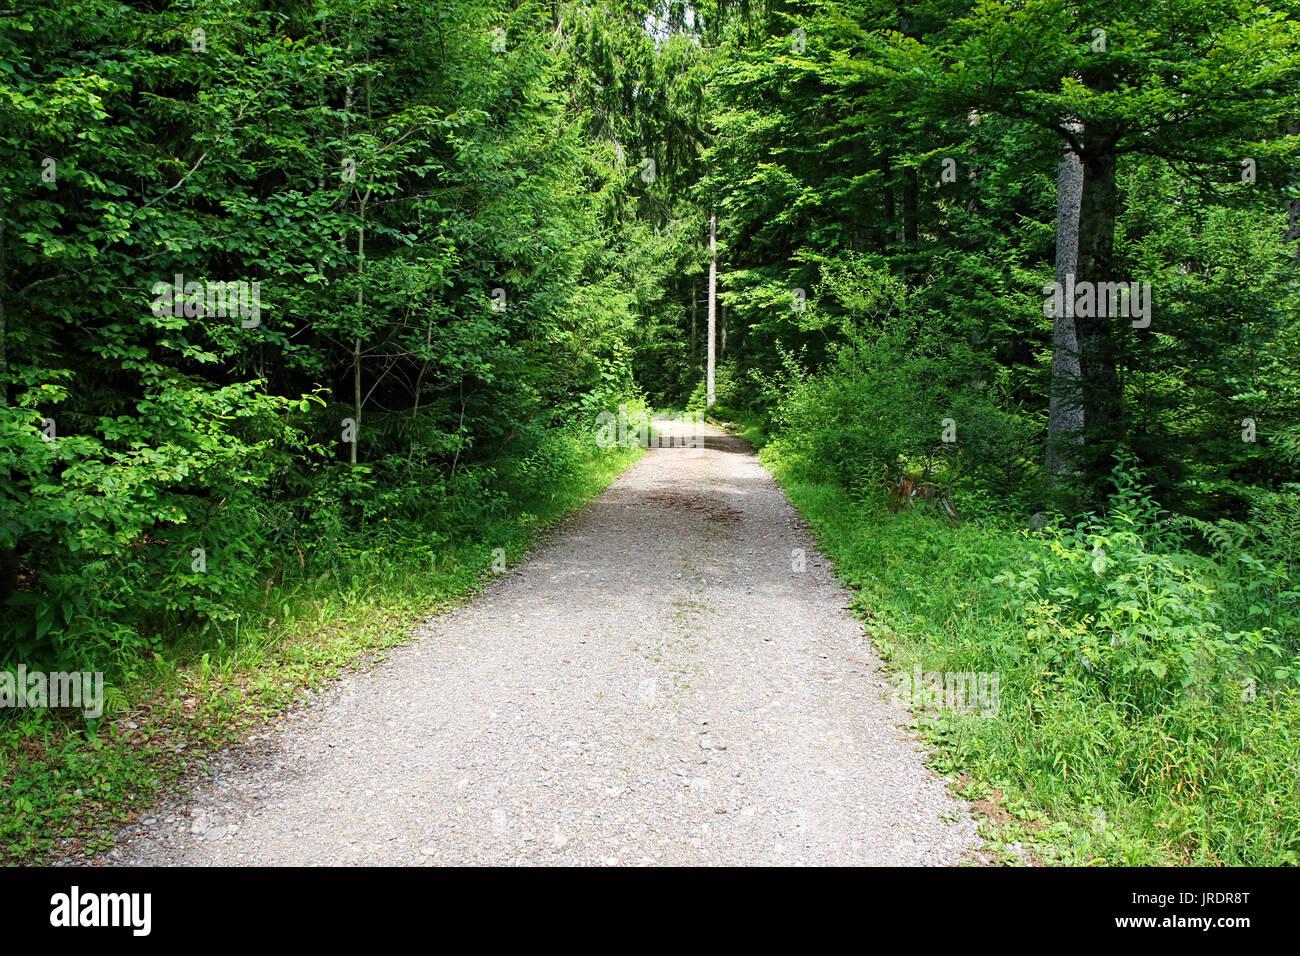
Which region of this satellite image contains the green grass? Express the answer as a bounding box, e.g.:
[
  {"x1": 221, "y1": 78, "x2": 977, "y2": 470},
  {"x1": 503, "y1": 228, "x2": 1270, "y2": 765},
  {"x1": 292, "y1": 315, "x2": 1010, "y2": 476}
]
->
[{"x1": 0, "y1": 432, "x2": 642, "y2": 863}]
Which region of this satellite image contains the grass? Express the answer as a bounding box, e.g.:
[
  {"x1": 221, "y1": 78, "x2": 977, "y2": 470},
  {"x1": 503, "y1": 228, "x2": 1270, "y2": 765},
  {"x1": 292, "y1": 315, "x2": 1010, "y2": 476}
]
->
[{"x1": 0, "y1": 432, "x2": 642, "y2": 863}]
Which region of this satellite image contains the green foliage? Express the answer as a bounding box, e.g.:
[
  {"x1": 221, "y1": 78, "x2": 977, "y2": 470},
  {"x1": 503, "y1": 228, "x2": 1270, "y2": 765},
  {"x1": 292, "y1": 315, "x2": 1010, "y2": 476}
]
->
[
  {"x1": 0, "y1": 425, "x2": 641, "y2": 860},
  {"x1": 763, "y1": 433, "x2": 1300, "y2": 863},
  {"x1": 686, "y1": 1, "x2": 1300, "y2": 861},
  {"x1": 0, "y1": 0, "x2": 665, "y2": 674}
]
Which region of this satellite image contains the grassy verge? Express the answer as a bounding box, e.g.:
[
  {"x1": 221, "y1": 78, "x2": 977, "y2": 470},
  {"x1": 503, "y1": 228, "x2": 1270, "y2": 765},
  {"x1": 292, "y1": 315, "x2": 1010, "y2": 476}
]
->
[
  {"x1": 718, "y1": 416, "x2": 1299, "y2": 866},
  {"x1": 701, "y1": 404, "x2": 767, "y2": 448},
  {"x1": 0, "y1": 432, "x2": 642, "y2": 864}
]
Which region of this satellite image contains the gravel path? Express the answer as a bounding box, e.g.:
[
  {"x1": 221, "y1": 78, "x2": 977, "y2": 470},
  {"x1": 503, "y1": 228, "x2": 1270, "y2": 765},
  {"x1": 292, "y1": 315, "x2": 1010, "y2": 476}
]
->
[{"x1": 81, "y1": 418, "x2": 980, "y2": 866}]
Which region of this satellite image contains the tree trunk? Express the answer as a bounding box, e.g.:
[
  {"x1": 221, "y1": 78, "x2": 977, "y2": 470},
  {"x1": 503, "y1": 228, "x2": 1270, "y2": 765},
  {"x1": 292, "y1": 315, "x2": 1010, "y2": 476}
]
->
[
  {"x1": 352, "y1": 181, "x2": 373, "y2": 466},
  {"x1": 707, "y1": 212, "x2": 716, "y2": 407},
  {"x1": 1074, "y1": 130, "x2": 1124, "y2": 491},
  {"x1": 690, "y1": 281, "x2": 697, "y2": 365},
  {"x1": 1047, "y1": 127, "x2": 1085, "y2": 480},
  {"x1": 351, "y1": 339, "x2": 361, "y2": 464},
  {"x1": 344, "y1": 67, "x2": 359, "y2": 465}
]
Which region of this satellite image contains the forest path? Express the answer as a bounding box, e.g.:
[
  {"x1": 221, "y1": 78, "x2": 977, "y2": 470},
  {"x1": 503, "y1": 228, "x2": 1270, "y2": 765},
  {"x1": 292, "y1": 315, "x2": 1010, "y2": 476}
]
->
[{"x1": 82, "y1": 418, "x2": 978, "y2": 866}]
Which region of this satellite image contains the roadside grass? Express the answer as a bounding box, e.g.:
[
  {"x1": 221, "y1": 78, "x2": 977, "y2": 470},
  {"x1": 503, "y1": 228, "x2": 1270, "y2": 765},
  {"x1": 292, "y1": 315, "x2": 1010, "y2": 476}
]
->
[{"x1": 0, "y1": 434, "x2": 642, "y2": 863}]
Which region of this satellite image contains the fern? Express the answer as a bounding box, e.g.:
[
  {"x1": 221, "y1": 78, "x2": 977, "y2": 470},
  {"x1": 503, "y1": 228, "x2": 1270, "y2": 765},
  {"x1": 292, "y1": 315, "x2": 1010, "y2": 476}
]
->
[
  {"x1": 1170, "y1": 514, "x2": 1250, "y2": 555},
  {"x1": 1275, "y1": 428, "x2": 1300, "y2": 469},
  {"x1": 100, "y1": 682, "x2": 129, "y2": 719},
  {"x1": 1247, "y1": 485, "x2": 1300, "y2": 572}
]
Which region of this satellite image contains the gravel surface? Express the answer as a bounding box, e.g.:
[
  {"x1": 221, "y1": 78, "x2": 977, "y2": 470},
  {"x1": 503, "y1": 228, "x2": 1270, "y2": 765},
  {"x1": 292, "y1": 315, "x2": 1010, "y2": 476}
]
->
[{"x1": 76, "y1": 418, "x2": 980, "y2": 866}]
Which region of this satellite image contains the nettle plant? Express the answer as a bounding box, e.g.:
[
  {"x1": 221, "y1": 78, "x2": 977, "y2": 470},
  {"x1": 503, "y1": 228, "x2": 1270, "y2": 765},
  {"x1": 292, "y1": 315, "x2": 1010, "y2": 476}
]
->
[{"x1": 991, "y1": 456, "x2": 1290, "y2": 711}]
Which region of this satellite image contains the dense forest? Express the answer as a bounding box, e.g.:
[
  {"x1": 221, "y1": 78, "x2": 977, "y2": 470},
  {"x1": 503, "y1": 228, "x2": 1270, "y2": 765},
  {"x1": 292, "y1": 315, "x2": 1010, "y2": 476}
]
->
[{"x1": 2, "y1": 0, "x2": 1299, "y2": 865}]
